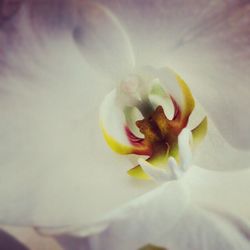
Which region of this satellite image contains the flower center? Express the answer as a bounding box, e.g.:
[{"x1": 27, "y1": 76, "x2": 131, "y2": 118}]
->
[
  {"x1": 125, "y1": 103, "x2": 183, "y2": 158},
  {"x1": 100, "y1": 67, "x2": 207, "y2": 180}
]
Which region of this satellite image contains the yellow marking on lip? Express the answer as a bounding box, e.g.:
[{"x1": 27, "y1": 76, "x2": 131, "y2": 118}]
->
[
  {"x1": 101, "y1": 124, "x2": 134, "y2": 155},
  {"x1": 175, "y1": 74, "x2": 195, "y2": 119},
  {"x1": 192, "y1": 116, "x2": 208, "y2": 147},
  {"x1": 128, "y1": 150, "x2": 169, "y2": 180},
  {"x1": 127, "y1": 165, "x2": 150, "y2": 180}
]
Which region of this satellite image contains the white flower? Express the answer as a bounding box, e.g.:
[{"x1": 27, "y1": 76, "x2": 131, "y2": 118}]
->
[{"x1": 0, "y1": 0, "x2": 250, "y2": 249}]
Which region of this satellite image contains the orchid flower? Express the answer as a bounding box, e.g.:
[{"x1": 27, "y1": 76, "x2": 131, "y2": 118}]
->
[{"x1": 0, "y1": 1, "x2": 250, "y2": 250}]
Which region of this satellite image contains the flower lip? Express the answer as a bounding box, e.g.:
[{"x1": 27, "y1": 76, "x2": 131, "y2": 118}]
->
[
  {"x1": 100, "y1": 66, "x2": 208, "y2": 181},
  {"x1": 138, "y1": 128, "x2": 193, "y2": 183}
]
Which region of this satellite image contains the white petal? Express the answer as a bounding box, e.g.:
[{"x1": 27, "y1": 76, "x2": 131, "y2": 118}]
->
[
  {"x1": 163, "y1": 205, "x2": 250, "y2": 250},
  {"x1": 178, "y1": 128, "x2": 192, "y2": 171},
  {"x1": 193, "y1": 103, "x2": 250, "y2": 171},
  {"x1": 0, "y1": 2, "x2": 154, "y2": 228},
  {"x1": 56, "y1": 181, "x2": 190, "y2": 249},
  {"x1": 183, "y1": 165, "x2": 250, "y2": 220},
  {"x1": 99, "y1": 89, "x2": 131, "y2": 147},
  {"x1": 138, "y1": 158, "x2": 172, "y2": 183},
  {"x1": 100, "y1": 0, "x2": 250, "y2": 149},
  {"x1": 73, "y1": 1, "x2": 135, "y2": 81},
  {"x1": 56, "y1": 180, "x2": 250, "y2": 250}
]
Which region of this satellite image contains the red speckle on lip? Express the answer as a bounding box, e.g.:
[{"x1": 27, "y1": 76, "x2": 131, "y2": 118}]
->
[
  {"x1": 170, "y1": 96, "x2": 181, "y2": 120},
  {"x1": 125, "y1": 126, "x2": 144, "y2": 147},
  {"x1": 125, "y1": 126, "x2": 151, "y2": 156}
]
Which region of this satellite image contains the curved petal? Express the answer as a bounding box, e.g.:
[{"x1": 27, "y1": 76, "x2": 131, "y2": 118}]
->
[
  {"x1": 183, "y1": 165, "x2": 250, "y2": 221},
  {"x1": 191, "y1": 116, "x2": 208, "y2": 147},
  {"x1": 137, "y1": 158, "x2": 171, "y2": 183},
  {"x1": 99, "y1": 0, "x2": 250, "y2": 149},
  {"x1": 99, "y1": 89, "x2": 133, "y2": 154},
  {"x1": 127, "y1": 151, "x2": 169, "y2": 181},
  {"x1": 73, "y1": 1, "x2": 135, "y2": 81},
  {"x1": 193, "y1": 102, "x2": 250, "y2": 171},
  {"x1": 100, "y1": 89, "x2": 150, "y2": 155},
  {"x1": 0, "y1": 1, "x2": 155, "y2": 228},
  {"x1": 175, "y1": 73, "x2": 195, "y2": 121},
  {"x1": 101, "y1": 126, "x2": 134, "y2": 155},
  {"x1": 145, "y1": 67, "x2": 195, "y2": 125},
  {"x1": 56, "y1": 175, "x2": 250, "y2": 249},
  {"x1": 56, "y1": 181, "x2": 190, "y2": 249}
]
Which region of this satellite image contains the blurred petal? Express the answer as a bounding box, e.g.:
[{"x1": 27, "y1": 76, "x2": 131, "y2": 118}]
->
[
  {"x1": 183, "y1": 166, "x2": 250, "y2": 220},
  {"x1": 137, "y1": 158, "x2": 170, "y2": 182},
  {"x1": 56, "y1": 181, "x2": 190, "y2": 249},
  {"x1": 0, "y1": 229, "x2": 29, "y2": 250},
  {"x1": 73, "y1": 0, "x2": 135, "y2": 80},
  {"x1": 56, "y1": 168, "x2": 250, "y2": 249},
  {"x1": 0, "y1": 1, "x2": 155, "y2": 228}
]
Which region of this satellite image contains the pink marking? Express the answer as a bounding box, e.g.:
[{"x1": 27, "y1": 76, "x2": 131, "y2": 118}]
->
[
  {"x1": 125, "y1": 126, "x2": 144, "y2": 147},
  {"x1": 125, "y1": 126, "x2": 151, "y2": 156},
  {"x1": 170, "y1": 96, "x2": 181, "y2": 120}
]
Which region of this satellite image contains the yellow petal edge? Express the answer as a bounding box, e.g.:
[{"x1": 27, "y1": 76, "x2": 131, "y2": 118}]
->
[{"x1": 101, "y1": 123, "x2": 134, "y2": 154}]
